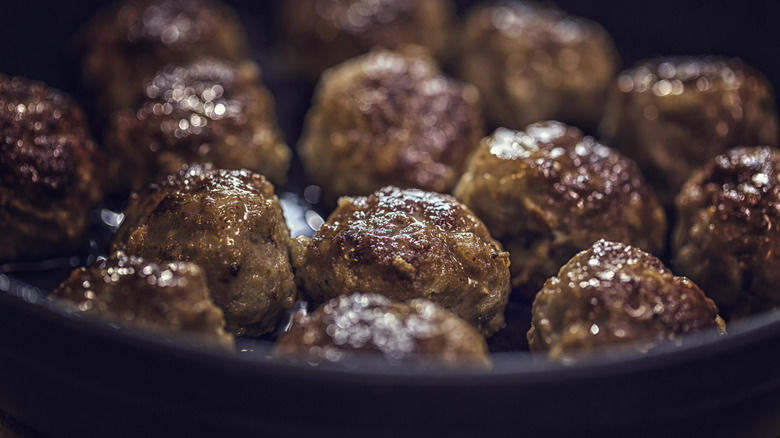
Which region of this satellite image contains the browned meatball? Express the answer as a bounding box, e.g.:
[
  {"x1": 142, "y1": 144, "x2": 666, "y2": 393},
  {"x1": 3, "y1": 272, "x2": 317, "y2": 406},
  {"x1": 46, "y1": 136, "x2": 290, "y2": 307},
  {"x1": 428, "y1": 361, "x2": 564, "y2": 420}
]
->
[
  {"x1": 600, "y1": 57, "x2": 779, "y2": 207},
  {"x1": 458, "y1": 1, "x2": 619, "y2": 131},
  {"x1": 81, "y1": 0, "x2": 249, "y2": 113},
  {"x1": 292, "y1": 186, "x2": 511, "y2": 336},
  {"x1": 112, "y1": 164, "x2": 297, "y2": 337},
  {"x1": 52, "y1": 251, "x2": 234, "y2": 350},
  {"x1": 0, "y1": 75, "x2": 104, "y2": 262},
  {"x1": 674, "y1": 147, "x2": 780, "y2": 319},
  {"x1": 105, "y1": 58, "x2": 291, "y2": 193},
  {"x1": 278, "y1": 0, "x2": 454, "y2": 80},
  {"x1": 453, "y1": 121, "x2": 666, "y2": 301},
  {"x1": 299, "y1": 47, "x2": 484, "y2": 205},
  {"x1": 528, "y1": 240, "x2": 725, "y2": 359},
  {"x1": 274, "y1": 293, "x2": 490, "y2": 368}
]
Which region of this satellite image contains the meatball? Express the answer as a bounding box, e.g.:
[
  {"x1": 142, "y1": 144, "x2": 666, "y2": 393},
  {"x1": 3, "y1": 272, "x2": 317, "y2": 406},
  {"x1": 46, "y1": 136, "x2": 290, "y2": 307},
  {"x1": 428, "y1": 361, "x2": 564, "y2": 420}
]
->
[
  {"x1": 674, "y1": 147, "x2": 780, "y2": 319},
  {"x1": 274, "y1": 293, "x2": 490, "y2": 368},
  {"x1": 112, "y1": 164, "x2": 297, "y2": 337},
  {"x1": 105, "y1": 58, "x2": 291, "y2": 193},
  {"x1": 0, "y1": 75, "x2": 104, "y2": 262},
  {"x1": 600, "y1": 57, "x2": 779, "y2": 207},
  {"x1": 298, "y1": 47, "x2": 484, "y2": 205},
  {"x1": 278, "y1": 0, "x2": 454, "y2": 80},
  {"x1": 81, "y1": 0, "x2": 249, "y2": 113},
  {"x1": 51, "y1": 251, "x2": 234, "y2": 350},
  {"x1": 458, "y1": 1, "x2": 619, "y2": 131},
  {"x1": 453, "y1": 121, "x2": 666, "y2": 301},
  {"x1": 527, "y1": 239, "x2": 725, "y2": 359},
  {"x1": 292, "y1": 186, "x2": 511, "y2": 336}
]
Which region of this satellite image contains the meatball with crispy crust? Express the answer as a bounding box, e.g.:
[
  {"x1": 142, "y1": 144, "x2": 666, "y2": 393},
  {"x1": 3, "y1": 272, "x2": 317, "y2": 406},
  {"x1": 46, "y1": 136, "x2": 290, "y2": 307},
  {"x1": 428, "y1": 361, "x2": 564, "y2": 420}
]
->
[
  {"x1": 453, "y1": 121, "x2": 666, "y2": 301},
  {"x1": 0, "y1": 75, "x2": 104, "y2": 262},
  {"x1": 298, "y1": 46, "x2": 484, "y2": 205},
  {"x1": 81, "y1": 0, "x2": 249, "y2": 113},
  {"x1": 275, "y1": 293, "x2": 490, "y2": 368},
  {"x1": 600, "y1": 57, "x2": 779, "y2": 207},
  {"x1": 292, "y1": 186, "x2": 511, "y2": 336},
  {"x1": 105, "y1": 58, "x2": 291, "y2": 193},
  {"x1": 528, "y1": 240, "x2": 724, "y2": 359},
  {"x1": 112, "y1": 164, "x2": 297, "y2": 337},
  {"x1": 52, "y1": 251, "x2": 234, "y2": 350},
  {"x1": 674, "y1": 147, "x2": 780, "y2": 319}
]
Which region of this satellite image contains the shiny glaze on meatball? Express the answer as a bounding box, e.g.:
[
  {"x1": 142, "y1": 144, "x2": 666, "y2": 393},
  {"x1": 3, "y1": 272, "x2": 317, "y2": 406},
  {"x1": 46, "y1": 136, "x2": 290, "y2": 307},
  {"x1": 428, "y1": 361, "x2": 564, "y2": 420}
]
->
[
  {"x1": 292, "y1": 186, "x2": 511, "y2": 336},
  {"x1": 454, "y1": 121, "x2": 666, "y2": 301},
  {"x1": 528, "y1": 240, "x2": 724, "y2": 359},
  {"x1": 112, "y1": 164, "x2": 297, "y2": 337},
  {"x1": 674, "y1": 146, "x2": 780, "y2": 318},
  {"x1": 274, "y1": 293, "x2": 490, "y2": 368},
  {"x1": 106, "y1": 58, "x2": 291, "y2": 193},
  {"x1": 52, "y1": 251, "x2": 234, "y2": 350},
  {"x1": 0, "y1": 75, "x2": 104, "y2": 262}
]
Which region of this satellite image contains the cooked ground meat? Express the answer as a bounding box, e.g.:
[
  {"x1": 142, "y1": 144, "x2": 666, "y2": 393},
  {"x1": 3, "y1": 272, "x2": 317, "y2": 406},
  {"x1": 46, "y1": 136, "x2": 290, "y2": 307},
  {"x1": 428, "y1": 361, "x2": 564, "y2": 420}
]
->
[
  {"x1": 292, "y1": 186, "x2": 511, "y2": 337},
  {"x1": 274, "y1": 293, "x2": 490, "y2": 368},
  {"x1": 453, "y1": 121, "x2": 666, "y2": 301},
  {"x1": 112, "y1": 164, "x2": 297, "y2": 337},
  {"x1": 0, "y1": 75, "x2": 104, "y2": 262},
  {"x1": 52, "y1": 251, "x2": 234, "y2": 350},
  {"x1": 528, "y1": 239, "x2": 725, "y2": 359},
  {"x1": 674, "y1": 146, "x2": 780, "y2": 319}
]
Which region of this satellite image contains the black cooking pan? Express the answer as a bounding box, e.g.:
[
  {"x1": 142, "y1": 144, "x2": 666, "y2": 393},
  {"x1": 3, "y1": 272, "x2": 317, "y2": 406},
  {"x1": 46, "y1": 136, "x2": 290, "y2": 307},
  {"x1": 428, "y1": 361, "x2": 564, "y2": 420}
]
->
[{"x1": 1, "y1": 1, "x2": 780, "y2": 437}]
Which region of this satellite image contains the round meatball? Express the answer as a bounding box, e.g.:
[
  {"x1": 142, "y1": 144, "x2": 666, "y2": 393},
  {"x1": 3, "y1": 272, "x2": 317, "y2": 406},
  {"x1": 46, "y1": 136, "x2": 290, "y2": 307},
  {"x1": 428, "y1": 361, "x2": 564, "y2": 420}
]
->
[
  {"x1": 453, "y1": 121, "x2": 666, "y2": 301},
  {"x1": 105, "y1": 58, "x2": 291, "y2": 193},
  {"x1": 600, "y1": 56, "x2": 779, "y2": 207},
  {"x1": 458, "y1": 1, "x2": 619, "y2": 131},
  {"x1": 292, "y1": 186, "x2": 511, "y2": 336},
  {"x1": 52, "y1": 251, "x2": 233, "y2": 350},
  {"x1": 278, "y1": 0, "x2": 454, "y2": 80},
  {"x1": 274, "y1": 293, "x2": 490, "y2": 368},
  {"x1": 298, "y1": 47, "x2": 484, "y2": 205},
  {"x1": 112, "y1": 164, "x2": 297, "y2": 337},
  {"x1": 674, "y1": 147, "x2": 780, "y2": 319},
  {"x1": 81, "y1": 0, "x2": 249, "y2": 113},
  {"x1": 528, "y1": 239, "x2": 725, "y2": 359},
  {"x1": 0, "y1": 75, "x2": 104, "y2": 262}
]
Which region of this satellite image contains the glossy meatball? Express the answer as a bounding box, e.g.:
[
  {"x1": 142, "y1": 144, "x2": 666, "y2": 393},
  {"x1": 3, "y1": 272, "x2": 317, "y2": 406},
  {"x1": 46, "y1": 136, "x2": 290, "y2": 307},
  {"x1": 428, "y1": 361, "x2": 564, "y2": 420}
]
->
[
  {"x1": 112, "y1": 164, "x2": 297, "y2": 337},
  {"x1": 600, "y1": 57, "x2": 779, "y2": 207},
  {"x1": 274, "y1": 293, "x2": 490, "y2": 368},
  {"x1": 279, "y1": 0, "x2": 454, "y2": 80},
  {"x1": 0, "y1": 75, "x2": 104, "y2": 262},
  {"x1": 674, "y1": 147, "x2": 780, "y2": 319},
  {"x1": 528, "y1": 240, "x2": 724, "y2": 359},
  {"x1": 82, "y1": 0, "x2": 249, "y2": 113},
  {"x1": 105, "y1": 58, "x2": 291, "y2": 193},
  {"x1": 458, "y1": 1, "x2": 619, "y2": 131},
  {"x1": 299, "y1": 47, "x2": 484, "y2": 205},
  {"x1": 292, "y1": 186, "x2": 511, "y2": 336},
  {"x1": 52, "y1": 251, "x2": 233, "y2": 350},
  {"x1": 453, "y1": 121, "x2": 666, "y2": 301}
]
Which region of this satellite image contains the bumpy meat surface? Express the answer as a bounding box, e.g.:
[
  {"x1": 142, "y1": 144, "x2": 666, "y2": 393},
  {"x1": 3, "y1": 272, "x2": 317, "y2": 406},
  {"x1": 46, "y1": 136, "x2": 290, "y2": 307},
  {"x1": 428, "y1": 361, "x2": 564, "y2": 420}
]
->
[
  {"x1": 299, "y1": 47, "x2": 484, "y2": 205},
  {"x1": 105, "y1": 58, "x2": 291, "y2": 193},
  {"x1": 458, "y1": 1, "x2": 619, "y2": 131},
  {"x1": 274, "y1": 293, "x2": 490, "y2": 368},
  {"x1": 674, "y1": 147, "x2": 780, "y2": 318},
  {"x1": 112, "y1": 164, "x2": 297, "y2": 337},
  {"x1": 0, "y1": 75, "x2": 104, "y2": 262},
  {"x1": 454, "y1": 121, "x2": 666, "y2": 301},
  {"x1": 81, "y1": 0, "x2": 249, "y2": 113},
  {"x1": 52, "y1": 251, "x2": 234, "y2": 350},
  {"x1": 279, "y1": 0, "x2": 454, "y2": 80},
  {"x1": 292, "y1": 186, "x2": 511, "y2": 336},
  {"x1": 528, "y1": 240, "x2": 724, "y2": 359},
  {"x1": 600, "y1": 56, "x2": 779, "y2": 207}
]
